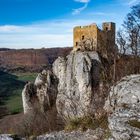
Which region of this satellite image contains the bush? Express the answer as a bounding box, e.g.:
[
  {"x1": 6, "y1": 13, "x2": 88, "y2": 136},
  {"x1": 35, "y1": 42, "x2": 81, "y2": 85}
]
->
[
  {"x1": 128, "y1": 120, "x2": 140, "y2": 129},
  {"x1": 65, "y1": 114, "x2": 108, "y2": 132}
]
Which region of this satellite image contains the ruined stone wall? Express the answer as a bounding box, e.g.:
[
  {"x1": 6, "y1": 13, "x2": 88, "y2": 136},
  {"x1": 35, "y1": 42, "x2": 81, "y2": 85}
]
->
[
  {"x1": 97, "y1": 23, "x2": 115, "y2": 57},
  {"x1": 73, "y1": 24, "x2": 98, "y2": 51},
  {"x1": 73, "y1": 22, "x2": 115, "y2": 55}
]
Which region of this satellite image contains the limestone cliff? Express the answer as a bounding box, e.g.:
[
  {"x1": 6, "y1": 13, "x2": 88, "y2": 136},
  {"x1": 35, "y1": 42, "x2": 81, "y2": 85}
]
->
[
  {"x1": 22, "y1": 82, "x2": 37, "y2": 114},
  {"x1": 22, "y1": 70, "x2": 58, "y2": 113},
  {"x1": 0, "y1": 47, "x2": 71, "y2": 72},
  {"x1": 53, "y1": 51, "x2": 103, "y2": 119}
]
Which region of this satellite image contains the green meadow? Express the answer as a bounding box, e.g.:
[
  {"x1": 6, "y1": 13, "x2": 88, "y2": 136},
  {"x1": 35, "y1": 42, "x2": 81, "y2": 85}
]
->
[{"x1": 0, "y1": 71, "x2": 38, "y2": 115}]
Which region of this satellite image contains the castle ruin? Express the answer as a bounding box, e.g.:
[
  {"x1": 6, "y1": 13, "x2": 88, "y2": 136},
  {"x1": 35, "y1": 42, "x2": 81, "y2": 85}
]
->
[{"x1": 73, "y1": 22, "x2": 116, "y2": 58}]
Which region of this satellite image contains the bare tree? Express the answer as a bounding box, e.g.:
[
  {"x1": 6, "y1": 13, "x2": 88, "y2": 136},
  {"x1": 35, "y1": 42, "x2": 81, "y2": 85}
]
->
[
  {"x1": 117, "y1": 29, "x2": 127, "y2": 55},
  {"x1": 122, "y1": 3, "x2": 140, "y2": 56}
]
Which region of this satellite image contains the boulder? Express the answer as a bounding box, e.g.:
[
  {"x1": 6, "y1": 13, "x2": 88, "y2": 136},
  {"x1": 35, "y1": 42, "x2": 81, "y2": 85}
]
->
[
  {"x1": 105, "y1": 74, "x2": 140, "y2": 140},
  {"x1": 104, "y1": 74, "x2": 140, "y2": 112}
]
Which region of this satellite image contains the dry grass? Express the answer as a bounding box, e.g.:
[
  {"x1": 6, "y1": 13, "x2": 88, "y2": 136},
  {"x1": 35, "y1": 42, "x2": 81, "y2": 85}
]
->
[
  {"x1": 0, "y1": 105, "x2": 59, "y2": 137},
  {"x1": 128, "y1": 120, "x2": 140, "y2": 129},
  {"x1": 65, "y1": 114, "x2": 108, "y2": 132}
]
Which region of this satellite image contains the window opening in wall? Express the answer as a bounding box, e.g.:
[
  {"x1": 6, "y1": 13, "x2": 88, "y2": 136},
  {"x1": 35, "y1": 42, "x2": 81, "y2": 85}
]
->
[
  {"x1": 77, "y1": 48, "x2": 80, "y2": 51},
  {"x1": 82, "y1": 35, "x2": 85, "y2": 40},
  {"x1": 106, "y1": 27, "x2": 108, "y2": 31}
]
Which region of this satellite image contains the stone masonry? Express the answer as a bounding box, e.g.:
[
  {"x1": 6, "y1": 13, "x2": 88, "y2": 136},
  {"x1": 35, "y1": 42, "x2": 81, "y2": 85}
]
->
[{"x1": 73, "y1": 22, "x2": 116, "y2": 59}]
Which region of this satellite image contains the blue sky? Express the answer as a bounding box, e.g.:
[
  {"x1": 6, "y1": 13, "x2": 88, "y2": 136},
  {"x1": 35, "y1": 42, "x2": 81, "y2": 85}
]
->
[{"x1": 0, "y1": 0, "x2": 139, "y2": 49}]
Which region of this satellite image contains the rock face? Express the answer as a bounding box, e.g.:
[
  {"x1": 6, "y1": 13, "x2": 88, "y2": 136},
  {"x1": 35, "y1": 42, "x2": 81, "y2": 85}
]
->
[
  {"x1": 0, "y1": 134, "x2": 13, "y2": 140},
  {"x1": 22, "y1": 82, "x2": 37, "y2": 114},
  {"x1": 35, "y1": 70, "x2": 58, "y2": 112},
  {"x1": 0, "y1": 134, "x2": 24, "y2": 140},
  {"x1": 22, "y1": 70, "x2": 58, "y2": 114},
  {"x1": 105, "y1": 75, "x2": 140, "y2": 140},
  {"x1": 53, "y1": 51, "x2": 102, "y2": 119},
  {"x1": 0, "y1": 129, "x2": 105, "y2": 140},
  {"x1": 0, "y1": 47, "x2": 71, "y2": 72},
  {"x1": 37, "y1": 128, "x2": 105, "y2": 140}
]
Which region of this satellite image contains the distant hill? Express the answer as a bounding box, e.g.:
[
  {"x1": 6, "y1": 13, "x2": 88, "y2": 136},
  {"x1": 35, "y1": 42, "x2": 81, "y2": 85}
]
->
[
  {"x1": 0, "y1": 48, "x2": 12, "y2": 51},
  {"x1": 0, "y1": 47, "x2": 72, "y2": 72}
]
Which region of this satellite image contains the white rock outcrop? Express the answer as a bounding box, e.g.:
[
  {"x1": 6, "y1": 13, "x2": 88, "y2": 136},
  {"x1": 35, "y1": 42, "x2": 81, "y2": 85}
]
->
[
  {"x1": 105, "y1": 74, "x2": 140, "y2": 140},
  {"x1": 53, "y1": 51, "x2": 102, "y2": 119},
  {"x1": 22, "y1": 70, "x2": 58, "y2": 114},
  {"x1": 22, "y1": 82, "x2": 37, "y2": 114},
  {"x1": 37, "y1": 128, "x2": 105, "y2": 140},
  {"x1": 0, "y1": 129, "x2": 106, "y2": 140},
  {"x1": 35, "y1": 70, "x2": 58, "y2": 112}
]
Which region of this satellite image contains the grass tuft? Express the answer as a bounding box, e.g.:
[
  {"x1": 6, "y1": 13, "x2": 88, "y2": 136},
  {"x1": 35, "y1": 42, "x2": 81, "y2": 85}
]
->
[
  {"x1": 65, "y1": 115, "x2": 108, "y2": 131},
  {"x1": 128, "y1": 120, "x2": 140, "y2": 129}
]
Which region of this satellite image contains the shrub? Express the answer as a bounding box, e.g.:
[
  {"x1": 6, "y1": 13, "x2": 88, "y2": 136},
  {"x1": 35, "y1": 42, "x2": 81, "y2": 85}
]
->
[
  {"x1": 15, "y1": 104, "x2": 58, "y2": 137},
  {"x1": 128, "y1": 120, "x2": 140, "y2": 129},
  {"x1": 65, "y1": 114, "x2": 108, "y2": 131}
]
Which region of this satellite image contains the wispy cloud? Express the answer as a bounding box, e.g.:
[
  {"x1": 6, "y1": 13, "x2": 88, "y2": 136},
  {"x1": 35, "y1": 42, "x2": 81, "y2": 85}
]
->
[
  {"x1": 72, "y1": 0, "x2": 90, "y2": 15},
  {"x1": 123, "y1": 0, "x2": 139, "y2": 6},
  {"x1": 91, "y1": 12, "x2": 116, "y2": 16},
  {"x1": 0, "y1": 25, "x2": 20, "y2": 32},
  {"x1": 72, "y1": 3, "x2": 88, "y2": 15}
]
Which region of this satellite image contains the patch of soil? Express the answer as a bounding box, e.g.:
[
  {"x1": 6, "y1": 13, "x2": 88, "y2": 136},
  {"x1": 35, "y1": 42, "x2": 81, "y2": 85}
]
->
[{"x1": 0, "y1": 113, "x2": 24, "y2": 134}]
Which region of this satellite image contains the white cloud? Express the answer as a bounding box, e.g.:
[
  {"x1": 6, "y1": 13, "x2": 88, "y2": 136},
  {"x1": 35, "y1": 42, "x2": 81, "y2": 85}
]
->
[
  {"x1": 0, "y1": 25, "x2": 20, "y2": 32},
  {"x1": 0, "y1": 19, "x2": 99, "y2": 49},
  {"x1": 0, "y1": 34, "x2": 72, "y2": 48}
]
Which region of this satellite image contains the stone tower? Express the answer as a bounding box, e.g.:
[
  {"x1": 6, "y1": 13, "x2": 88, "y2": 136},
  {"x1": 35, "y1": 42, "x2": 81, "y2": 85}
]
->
[{"x1": 73, "y1": 22, "x2": 116, "y2": 56}]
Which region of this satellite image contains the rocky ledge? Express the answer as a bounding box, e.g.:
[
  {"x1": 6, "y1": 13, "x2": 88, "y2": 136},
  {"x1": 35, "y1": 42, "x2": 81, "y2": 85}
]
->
[
  {"x1": 105, "y1": 75, "x2": 140, "y2": 140},
  {"x1": 37, "y1": 128, "x2": 106, "y2": 140},
  {"x1": 0, "y1": 128, "x2": 106, "y2": 140}
]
